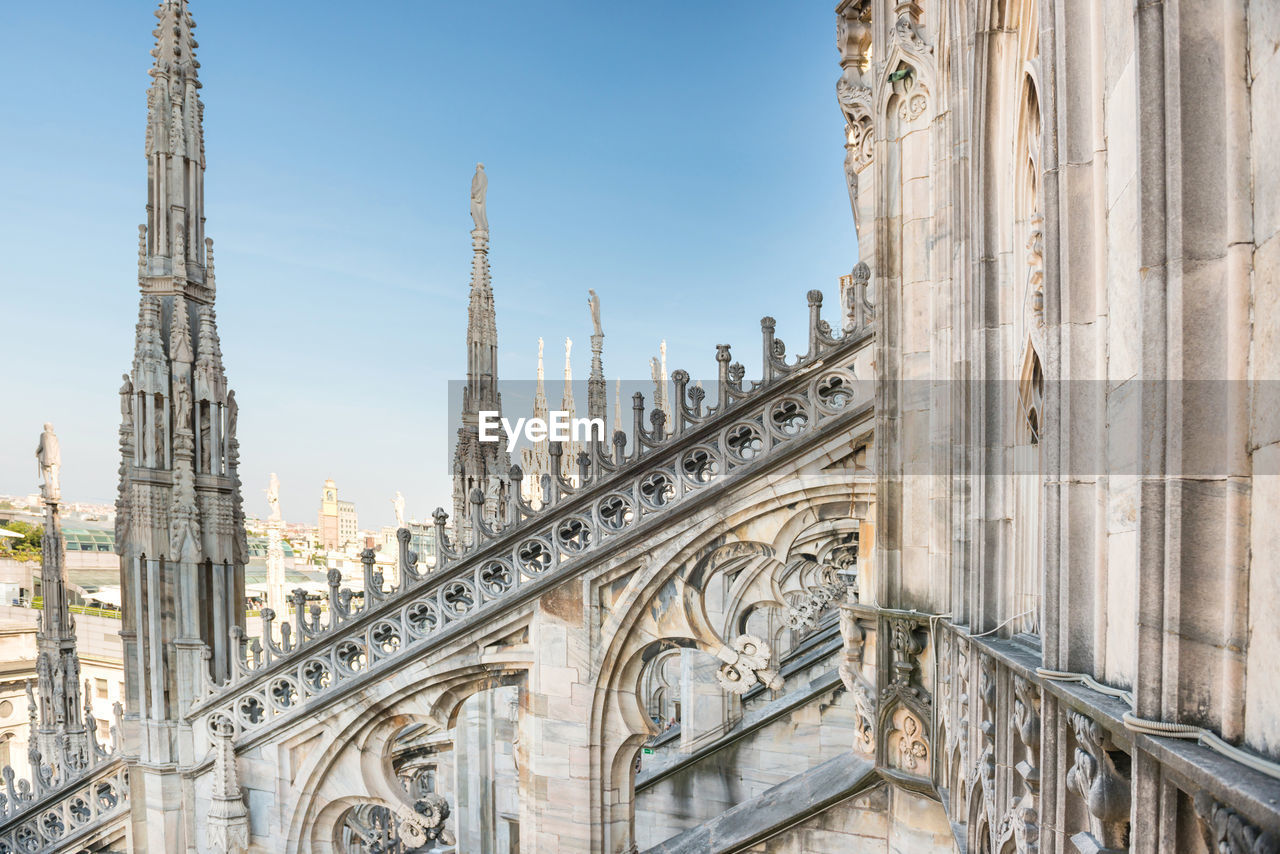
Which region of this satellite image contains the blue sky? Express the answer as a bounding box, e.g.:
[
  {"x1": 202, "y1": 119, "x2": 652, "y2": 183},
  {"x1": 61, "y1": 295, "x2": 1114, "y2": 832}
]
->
[{"x1": 0, "y1": 1, "x2": 855, "y2": 528}]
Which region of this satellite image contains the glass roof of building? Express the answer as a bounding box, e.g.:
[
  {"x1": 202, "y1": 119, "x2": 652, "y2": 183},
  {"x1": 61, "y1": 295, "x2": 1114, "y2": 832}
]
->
[
  {"x1": 62, "y1": 526, "x2": 115, "y2": 552},
  {"x1": 58, "y1": 527, "x2": 296, "y2": 557}
]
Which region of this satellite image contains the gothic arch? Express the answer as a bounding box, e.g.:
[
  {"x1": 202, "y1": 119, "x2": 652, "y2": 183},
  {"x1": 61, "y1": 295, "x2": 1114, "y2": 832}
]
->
[
  {"x1": 283, "y1": 656, "x2": 532, "y2": 853},
  {"x1": 585, "y1": 466, "x2": 870, "y2": 851}
]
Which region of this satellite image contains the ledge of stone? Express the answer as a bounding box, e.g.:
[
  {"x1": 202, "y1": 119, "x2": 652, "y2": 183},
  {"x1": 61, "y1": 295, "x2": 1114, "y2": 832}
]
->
[
  {"x1": 636, "y1": 667, "x2": 844, "y2": 791},
  {"x1": 640, "y1": 751, "x2": 877, "y2": 854}
]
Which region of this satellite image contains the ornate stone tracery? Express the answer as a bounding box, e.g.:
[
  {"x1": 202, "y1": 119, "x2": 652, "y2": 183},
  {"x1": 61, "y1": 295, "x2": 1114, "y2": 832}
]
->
[{"x1": 1195, "y1": 792, "x2": 1279, "y2": 854}]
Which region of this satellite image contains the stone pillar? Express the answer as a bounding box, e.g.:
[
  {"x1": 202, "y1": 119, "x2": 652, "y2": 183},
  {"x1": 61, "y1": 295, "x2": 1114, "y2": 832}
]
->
[
  {"x1": 266, "y1": 519, "x2": 286, "y2": 615},
  {"x1": 456, "y1": 689, "x2": 496, "y2": 853},
  {"x1": 678, "y1": 649, "x2": 726, "y2": 752},
  {"x1": 519, "y1": 594, "x2": 593, "y2": 853}
]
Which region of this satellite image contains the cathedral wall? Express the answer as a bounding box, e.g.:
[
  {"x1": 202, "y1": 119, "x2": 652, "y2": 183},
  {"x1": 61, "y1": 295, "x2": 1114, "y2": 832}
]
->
[
  {"x1": 455, "y1": 686, "x2": 520, "y2": 854},
  {"x1": 1100, "y1": 0, "x2": 1141, "y2": 692},
  {"x1": 633, "y1": 676, "x2": 859, "y2": 849},
  {"x1": 1244, "y1": 0, "x2": 1280, "y2": 760},
  {"x1": 736, "y1": 783, "x2": 954, "y2": 854}
]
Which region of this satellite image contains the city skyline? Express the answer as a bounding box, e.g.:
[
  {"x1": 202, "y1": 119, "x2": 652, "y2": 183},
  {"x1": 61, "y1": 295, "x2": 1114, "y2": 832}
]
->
[{"x1": 0, "y1": 1, "x2": 853, "y2": 528}]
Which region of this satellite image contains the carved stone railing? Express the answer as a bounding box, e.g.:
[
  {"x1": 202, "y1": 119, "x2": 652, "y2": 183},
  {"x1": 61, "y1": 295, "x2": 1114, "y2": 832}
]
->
[
  {"x1": 189, "y1": 292, "x2": 875, "y2": 739},
  {"x1": 0, "y1": 684, "x2": 127, "y2": 849},
  {"x1": 931, "y1": 622, "x2": 1280, "y2": 854},
  {"x1": 0, "y1": 758, "x2": 128, "y2": 852}
]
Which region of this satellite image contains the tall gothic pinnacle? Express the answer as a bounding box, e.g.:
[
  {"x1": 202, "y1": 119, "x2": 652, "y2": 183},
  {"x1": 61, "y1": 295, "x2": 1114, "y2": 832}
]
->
[
  {"x1": 34, "y1": 425, "x2": 87, "y2": 768},
  {"x1": 142, "y1": 0, "x2": 211, "y2": 292},
  {"x1": 533, "y1": 338, "x2": 548, "y2": 422},
  {"x1": 587, "y1": 290, "x2": 606, "y2": 423},
  {"x1": 117, "y1": 0, "x2": 249, "y2": 769},
  {"x1": 562, "y1": 338, "x2": 575, "y2": 415},
  {"x1": 150, "y1": 1, "x2": 201, "y2": 86},
  {"x1": 462, "y1": 164, "x2": 499, "y2": 425}
]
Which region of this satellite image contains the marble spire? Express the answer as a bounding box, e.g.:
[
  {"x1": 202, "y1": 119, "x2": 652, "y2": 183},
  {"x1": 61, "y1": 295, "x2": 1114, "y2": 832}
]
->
[
  {"x1": 461, "y1": 163, "x2": 500, "y2": 425},
  {"x1": 265, "y1": 473, "x2": 286, "y2": 614},
  {"x1": 562, "y1": 337, "x2": 575, "y2": 416},
  {"x1": 33, "y1": 424, "x2": 89, "y2": 773},
  {"x1": 587, "y1": 290, "x2": 606, "y2": 423},
  {"x1": 453, "y1": 164, "x2": 509, "y2": 541},
  {"x1": 562, "y1": 338, "x2": 582, "y2": 484},
  {"x1": 534, "y1": 337, "x2": 548, "y2": 423},
  {"x1": 520, "y1": 339, "x2": 551, "y2": 506},
  {"x1": 614, "y1": 378, "x2": 623, "y2": 436},
  {"x1": 117, "y1": 0, "x2": 248, "y2": 781},
  {"x1": 142, "y1": 0, "x2": 210, "y2": 288}
]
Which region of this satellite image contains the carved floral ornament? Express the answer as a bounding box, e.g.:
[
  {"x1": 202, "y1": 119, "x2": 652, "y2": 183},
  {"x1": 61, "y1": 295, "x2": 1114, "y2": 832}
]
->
[
  {"x1": 876, "y1": 615, "x2": 932, "y2": 774},
  {"x1": 894, "y1": 68, "x2": 930, "y2": 124},
  {"x1": 839, "y1": 80, "x2": 875, "y2": 172},
  {"x1": 890, "y1": 707, "x2": 929, "y2": 772},
  {"x1": 715, "y1": 634, "x2": 783, "y2": 695}
]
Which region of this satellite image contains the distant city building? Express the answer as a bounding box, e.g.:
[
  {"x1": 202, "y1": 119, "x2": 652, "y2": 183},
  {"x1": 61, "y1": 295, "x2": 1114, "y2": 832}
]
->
[
  {"x1": 318, "y1": 479, "x2": 359, "y2": 550},
  {"x1": 377, "y1": 526, "x2": 398, "y2": 554}
]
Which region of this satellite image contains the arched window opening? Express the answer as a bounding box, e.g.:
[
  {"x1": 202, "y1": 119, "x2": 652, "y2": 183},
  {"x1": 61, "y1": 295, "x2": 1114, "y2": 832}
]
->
[{"x1": 1014, "y1": 346, "x2": 1044, "y2": 636}]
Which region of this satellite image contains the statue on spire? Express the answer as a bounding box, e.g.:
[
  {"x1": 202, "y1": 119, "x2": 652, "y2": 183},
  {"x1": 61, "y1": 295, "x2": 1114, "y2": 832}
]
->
[
  {"x1": 392, "y1": 491, "x2": 406, "y2": 529},
  {"x1": 471, "y1": 163, "x2": 488, "y2": 233},
  {"x1": 588, "y1": 289, "x2": 603, "y2": 337},
  {"x1": 36, "y1": 423, "x2": 61, "y2": 503},
  {"x1": 266, "y1": 473, "x2": 281, "y2": 522}
]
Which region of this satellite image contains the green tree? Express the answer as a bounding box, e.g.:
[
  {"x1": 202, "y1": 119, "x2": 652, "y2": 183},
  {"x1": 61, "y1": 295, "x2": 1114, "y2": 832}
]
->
[{"x1": 0, "y1": 520, "x2": 42, "y2": 561}]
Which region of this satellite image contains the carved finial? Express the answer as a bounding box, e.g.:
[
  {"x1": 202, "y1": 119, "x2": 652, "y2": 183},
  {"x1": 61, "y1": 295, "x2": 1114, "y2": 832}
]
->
[
  {"x1": 614, "y1": 378, "x2": 622, "y2": 434},
  {"x1": 138, "y1": 224, "x2": 148, "y2": 276},
  {"x1": 207, "y1": 715, "x2": 250, "y2": 853}
]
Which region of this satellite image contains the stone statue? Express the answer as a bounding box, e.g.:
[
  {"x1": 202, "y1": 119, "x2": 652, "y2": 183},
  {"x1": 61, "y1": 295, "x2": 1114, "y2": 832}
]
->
[
  {"x1": 174, "y1": 378, "x2": 192, "y2": 435},
  {"x1": 119, "y1": 374, "x2": 134, "y2": 430},
  {"x1": 470, "y1": 163, "x2": 488, "y2": 232},
  {"x1": 588, "y1": 289, "x2": 602, "y2": 337},
  {"x1": 226, "y1": 390, "x2": 238, "y2": 444},
  {"x1": 36, "y1": 423, "x2": 61, "y2": 502},
  {"x1": 267, "y1": 473, "x2": 281, "y2": 522},
  {"x1": 485, "y1": 475, "x2": 503, "y2": 517},
  {"x1": 37, "y1": 656, "x2": 52, "y2": 711},
  {"x1": 392, "y1": 491, "x2": 406, "y2": 528},
  {"x1": 52, "y1": 661, "x2": 65, "y2": 720}
]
